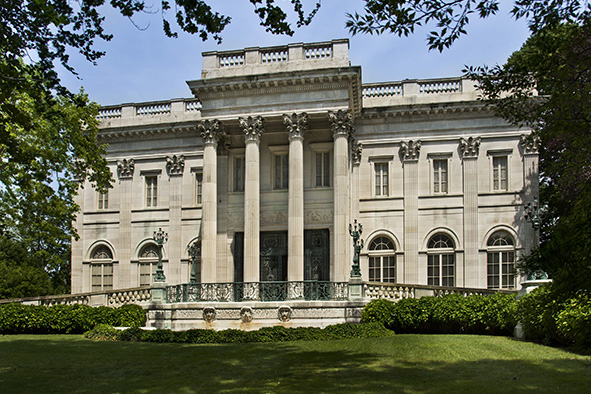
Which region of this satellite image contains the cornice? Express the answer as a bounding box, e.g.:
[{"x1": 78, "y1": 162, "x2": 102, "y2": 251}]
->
[
  {"x1": 97, "y1": 123, "x2": 198, "y2": 143},
  {"x1": 359, "y1": 101, "x2": 494, "y2": 121}
]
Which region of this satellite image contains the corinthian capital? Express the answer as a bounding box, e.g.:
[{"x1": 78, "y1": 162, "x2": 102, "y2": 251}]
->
[
  {"x1": 351, "y1": 139, "x2": 363, "y2": 165},
  {"x1": 239, "y1": 115, "x2": 264, "y2": 143},
  {"x1": 459, "y1": 136, "x2": 481, "y2": 159},
  {"x1": 198, "y1": 119, "x2": 222, "y2": 146},
  {"x1": 166, "y1": 155, "x2": 185, "y2": 176},
  {"x1": 521, "y1": 134, "x2": 540, "y2": 155},
  {"x1": 328, "y1": 109, "x2": 353, "y2": 138},
  {"x1": 117, "y1": 158, "x2": 135, "y2": 179},
  {"x1": 283, "y1": 112, "x2": 307, "y2": 142},
  {"x1": 400, "y1": 140, "x2": 421, "y2": 161}
]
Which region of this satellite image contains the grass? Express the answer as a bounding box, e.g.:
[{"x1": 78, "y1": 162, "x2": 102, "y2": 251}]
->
[{"x1": 0, "y1": 334, "x2": 590, "y2": 393}]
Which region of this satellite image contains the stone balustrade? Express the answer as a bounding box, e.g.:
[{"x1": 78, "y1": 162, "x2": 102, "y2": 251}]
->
[
  {"x1": 364, "y1": 282, "x2": 512, "y2": 301},
  {"x1": 201, "y1": 39, "x2": 350, "y2": 79},
  {"x1": 0, "y1": 287, "x2": 153, "y2": 307},
  {"x1": 97, "y1": 98, "x2": 201, "y2": 120}
]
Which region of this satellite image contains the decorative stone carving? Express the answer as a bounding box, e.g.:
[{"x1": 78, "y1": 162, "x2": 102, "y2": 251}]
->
[
  {"x1": 400, "y1": 140, "x2": 421, "y2": 161},
  {"x1": 328, "y1": 109, "x2": 353, "y2": 138},
  {"x1": 202, "y1": 306, "x2": 216, "y2": 323},
  {"x1": 351, "y1": 139, "x2": 363, "y2": 165},
  {"x1": 459, "y1": 136, "x2": 481, "y2": 158},
  {"x1": 521, "y1": 134, "x2": 540, "y2": 154},
  {"x1": 166, "y1": 154, "x2": 185, "y2": 176},
  {"x1": 240, "y1": 306, "x2": 254, "y2": 323},
  {"x1": 283, "y1": 112, "x2": 307, "y2": 141},
  {"x1": 198, "y1": 119, "x2": 222, "y2": 146},
  {"x1": 305, "y1": 210, "x2": 333, "y2": 224},
  {"x1": 278, "y1": 306, "x2": 293, "y2": 322},
  {"x1": 260, "y1": 211, "x2": 288, "y2": 226},
  {"x1": 117, "y1": 158, "x2": 134, "y2": 179},
  {"x1": 239, "y1": 115, "x2": 264, "y2": 143},
  {"x1": 217, "y1": 131, "x2": 231, "y2": 156}
]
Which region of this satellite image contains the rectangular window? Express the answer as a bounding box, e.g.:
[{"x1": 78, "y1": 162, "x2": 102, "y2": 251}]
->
[
  {"x1": 139, "y1": 263, "x2": 156, "y2": 287},
  {"x1": 274, "y1": 154, "x2": 288, "y2": 190},
  {"x1": 369, "y1": 257, "x2": 380, "y2": 282},
  {"x1": 493, "y1": 156, "x2": 508, "y2": 191},
  {"x1": 97, "y1": 191, "x2": 108, "y2": 210},
  {"x1": 146, "y1": 176, "x2": 157, "y2": 207},
  {"x1": 369, "y1": 256, "x2": 395, "y2": 283},
  {"x1": 433, "y1": 159, "x2": 448, "y2": 194},
  {"x1": 487, "y1": 251, "x2": 515, "y2": 289},
  {"x1": 375, "y1": 163, "x2": 389, "y2": 196},
  {"x1": 91, "y1": 264, "x2": 113, "y2": 291},
  {"x1": 234, "y1": 157, "x2": 245, "y2": 192},
  {"x1": 195, "y1": 172, "x2": 203, "y2": 205},
  {"x1": 315, "y1": 151, "x2": 330, "y2": 187},
  {"x1": 428, "y1": 254, "x2": 455, "y2": 287}
]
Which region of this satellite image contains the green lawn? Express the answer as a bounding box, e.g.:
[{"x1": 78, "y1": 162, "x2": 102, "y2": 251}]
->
[{"x1": 0, "y1": 334, "x2": 589, "y2": 393}]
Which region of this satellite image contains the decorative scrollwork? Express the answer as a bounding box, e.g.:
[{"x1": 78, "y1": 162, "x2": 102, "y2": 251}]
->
[
  {"x1": 117, "y1": 158, "x2": 134, "y2": 179},
  {"x1": 166, "y1": 155, "x2": 185, "y2": 176},
  {"x1": 459, "y1": 136, "x2": 481, "y2": 158},
  {"x1": 521, "y1": 134, "x2": 540, "y2": 155},
  {"x1": 400, "y1": 140, "x2": 421, "y2": 161},
  {"x1": 239, "y1": 115, "x2": 264, "y2": 143},
  {"x1": 198, "y1": 119, "x2": 222, "y2": 146},
  {"x1": 328, "y1": 109, "x2": 353, "y2": 138}
]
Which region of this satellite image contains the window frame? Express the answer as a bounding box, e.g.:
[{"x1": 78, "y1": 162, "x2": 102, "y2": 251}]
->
[
  {"x1": 138, "y1": 243, "x2": 159, "y2": 287},
  {"x1": 373, "y1": 162, "x2": 390, "y2": 197},
  {"x1": 427, "y1": 234, "x2": 455, "y2": 287},
  {"x1": 195, "y1": 171, "x2": 203, "y2": 206},
  {"x1": 487, "y1": 150, "x2": 512, "y2": 192},
  {"x1": 97, "y1": 190, "x2": 108, "y2": 210},
  {"x1": 367, "y1": 236, "x2": 396, "y2": 283},
  {"x1": 145, "y1": 175, "x2": 158, "y2": 207},
  {"x1": 486, "y1": 231, "x2": 516, "y2": 289},
  {"x1": 233, "y1": 155, "x2": 245, "y2": 192},
  {"x1": 90, "y1": 245, "x2": 114, "y2": 291}
]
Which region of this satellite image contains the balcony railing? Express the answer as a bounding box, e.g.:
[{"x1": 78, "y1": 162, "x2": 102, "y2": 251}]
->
[
  {"x1": 166, "y1": 281, "x2": 349, "y2": 303},
  {"x1": 97, "y1": 98, "x2": 201, "y2": 120}
]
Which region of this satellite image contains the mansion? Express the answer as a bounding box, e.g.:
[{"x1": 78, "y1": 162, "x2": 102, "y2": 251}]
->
[{"x1": 71, "y1": 39, "x2": 538, "y2": 297}]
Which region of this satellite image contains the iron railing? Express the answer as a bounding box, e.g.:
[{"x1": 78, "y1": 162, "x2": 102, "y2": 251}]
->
[{"x1": 166, "y1": 281, "x2": 349, "y2": 303}]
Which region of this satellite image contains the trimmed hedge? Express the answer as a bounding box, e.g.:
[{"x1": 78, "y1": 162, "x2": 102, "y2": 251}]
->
[
  {"x1": 363, "y1": 293, "x2": 518, "y2": 335},
  {"x1": 84, "y1": 322, "x2": 395, "y2": 344},
  {"x1": 0, "y1": 303, "x2": 146, "y2": 334}
]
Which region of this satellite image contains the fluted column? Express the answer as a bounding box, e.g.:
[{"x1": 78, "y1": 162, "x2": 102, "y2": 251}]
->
[
  {"x1": 460, "y1": 136, "x2": 481, "y2": 287},
  {"x1": 239, "y1": 116, "x2": 264, "y2": 288},
  {"x1": 198, "y1": 120, "x2": 222, "y2": 283},
  {"x1": 521, "y1": 134, "x2": 540, "y2": 254},
  {"x1": 400, "y1": 140, "x2": 421, "y2": 284},
  {"x1": 329, "y1": 110, "x2": 353, "y2": 282},
  {"x1": 117, "y1": 159, "x2": 134, "y2": 288},
  {"x1": 166, "y1": 155, "x2": 185, "y2": 284},
  {"x1": 284, "y1": 113, "x2": 307, "y2": 294}
]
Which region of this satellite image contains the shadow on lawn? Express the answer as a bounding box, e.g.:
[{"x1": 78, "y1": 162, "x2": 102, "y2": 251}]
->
[{"x1": 1, "y1": 336, "x2": 590, "y2": 393}]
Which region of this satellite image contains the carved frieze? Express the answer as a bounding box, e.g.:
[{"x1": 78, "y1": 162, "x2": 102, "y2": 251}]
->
[
  {"x1": 328, "y1": 109, "x2": 353, "y2": 138},
  {"x1": 305, "y1": 210, "x2": 333, "y2": 224},
  {"x1": 239, "y1": 115, "x2": 264, "y2": 143},
  {"x1": 166, "y1": 154, "x2": 185, "y2": 176},
  {"x1": 261, "y1": 211, "x2": 288, "y2": 226},
  {"x1": 521, "y1": 134, "x2": 540, "y2": 155},
  {"x1": 117, "y1": 158, "x2": 135, "y2": 179},
  {"x1": 283, "y1": 112, "x2": 308, "y2": 141},
  {"x1": 400, "y1": 140, "x2": 421, "y2": 161},
  {"x1": 459, "y1": 136, "x2": 481, "y2": 159}
]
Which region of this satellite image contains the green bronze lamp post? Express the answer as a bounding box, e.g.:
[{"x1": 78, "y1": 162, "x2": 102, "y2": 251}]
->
[
  {"x1": 524, "y1": 198, "x2": 548, "y2": 280},
  {"x1": 188, "y1": 241, "x2": 200, "y2": 284},
  {"x1": 153, "y1": 228, "x2": 168, "y2": 282},
  {"x1": 349, "y1": 219, "x2": 364, "y2": 278}
]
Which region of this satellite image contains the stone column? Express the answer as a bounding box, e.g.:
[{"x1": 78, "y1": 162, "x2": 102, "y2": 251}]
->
[
  {"x1": 216, "y1": 134, "x2": 231, "y2": 282},
  {"x1": 239, "y1": 116, "x2": 264, "y2": 289},
  {"x1": 198, "y1": 120, "x2": 221, "y2": 283},
  {"x1": 328, "y1": 110, "x2": 353, "y2": 282},
  {"x1": 460, "y1": 136, "x2": 481, "y2": 287},
  {"x1": 166, "y1": 155, "x2": 185, "y2": 284},
  {"x1": 116, "y1": 159, "x2": 134, "y2": 288},
  {"x1": 521, "y1": 134, "x2": 540, "y2": 256},
  {"x1": 400, "y1": 140, "x2": 421, "y2": 284},
  {"x1": 284, "y1": 113, "x2": 307, "y2": 297}
]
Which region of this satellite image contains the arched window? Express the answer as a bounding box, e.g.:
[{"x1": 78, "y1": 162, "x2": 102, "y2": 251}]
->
[
  {"x1": 90, "y1": 245, "x2": 113, "y2": 291},
  {"x1": 368, "y1": 236, "x2": 396, "y2": 283},
  {"x1": 427, "y1": 234, "x2": 455, "y2": 287},
  {"x1": 139, "y1": 243, "x2": 159, "y2": 287},
  {"x1": 487, "y1": 230, "x2": 516, "y2": 289}
]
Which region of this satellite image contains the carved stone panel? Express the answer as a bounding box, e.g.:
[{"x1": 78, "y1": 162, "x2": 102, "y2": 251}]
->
[
  {"x1": 166, "y1": 155, "x2": 185, "y2": 176},
  {"x1": 400, "y1": 140, "x2": 421, "y2": 161},
  {"x1": 117, "y1": 158, "x2": 135, "y2": 179},
  {"x1": 459, "y1": 136, "x2": 481, "y2": 159}
]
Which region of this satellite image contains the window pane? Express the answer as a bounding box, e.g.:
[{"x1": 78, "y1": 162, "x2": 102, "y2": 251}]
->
[
  {"x1": 323, "y1": 152, "x2": 330, "y2": 186},
  {"x1": 316, "y1": 153, "x2": 322, "y2": 186}
]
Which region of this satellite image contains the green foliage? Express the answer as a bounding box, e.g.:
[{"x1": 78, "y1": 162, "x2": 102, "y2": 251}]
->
[
  {"x1": 361, "y1": 298, "x2": 397, "y2": 326},
  {"x1": 555, "y1": 293, "x2": 591, "y2": 346},
  {"x1": 386, "y1": 294, "x2": 517, "y2": 335},
  {"x1": 84, "y1": 322, "x2": 394, "y2": 344},
  {"x1": 0, "y1": 303, "x2": 146, "y2": 334}
]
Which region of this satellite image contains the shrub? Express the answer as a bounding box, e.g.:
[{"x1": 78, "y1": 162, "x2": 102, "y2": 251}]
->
[
  {"x1": 516, "y1": 286, "x2": 561, "y2": 344},
  {"x1": 84, "y1": 324, "x2": 119, "y2": 341},
  {"x1": 361, "y1": 298, "x2": 397, "y2": 327},
  {"x1": 0, "y1": 303, "x2": 146, "y2": 334},
  {"x1": 555, "y1": 293, "x2": 591, "y2": 346}
]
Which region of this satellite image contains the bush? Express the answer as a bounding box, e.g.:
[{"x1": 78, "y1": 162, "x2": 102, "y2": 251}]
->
[
  {"x1": 387, "y1": 293, "x2": 518, "y2": 335},
  {"x1": 516, "y1": 286, "x2": 561, "y2": 344},
  {"x1": 0, "y1": 303, "x2": 146, "y2": 334},
  {"x1": 555, "y1": 293, "x2": 591, "y2": 346},
  {"x1": 361, "y1": 299, "x2": 397, "y2": 327},
  {"x1": 85, "y1": 322, "x2": 394, "y2": 344}
]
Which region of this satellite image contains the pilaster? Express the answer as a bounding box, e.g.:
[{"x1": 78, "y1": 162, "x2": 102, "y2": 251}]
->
[
  {"x1": 400, "y1": 140, "x2": 421, "y2": 283},
  {"x1": 521, "y1": 134, "x2": 540, "y2": 254},
  {"x1": 284, "y1": 112, "x2": 307, "y2": 288},
  {"x1": 328, "y1": 109, "x2": 352, "y2": 282},
  {"x1": 116, "y1": 158, "x2": 134, "y2": 288},
  {"x1": 239, "y1": 116, "x2": 264, "y2": 287},
  {"x1": 198, "y1": 119, "x2": 222, "y2": 283},
  {"x1": 166, "y1": 155, "x2": 184, "y2": 284},
  {"x1": 460, "y1": 136, "x2": 481, "y2": 287}
]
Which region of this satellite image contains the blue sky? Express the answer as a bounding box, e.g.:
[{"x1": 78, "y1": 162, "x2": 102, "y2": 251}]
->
[{"x1": 60, "y1": 1, "x2": 531, "y2": 106}]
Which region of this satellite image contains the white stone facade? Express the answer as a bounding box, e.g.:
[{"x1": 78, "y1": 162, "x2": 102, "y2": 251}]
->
[{"x1": 71, "y1": 39, "x2": 537, "y2": 294}]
